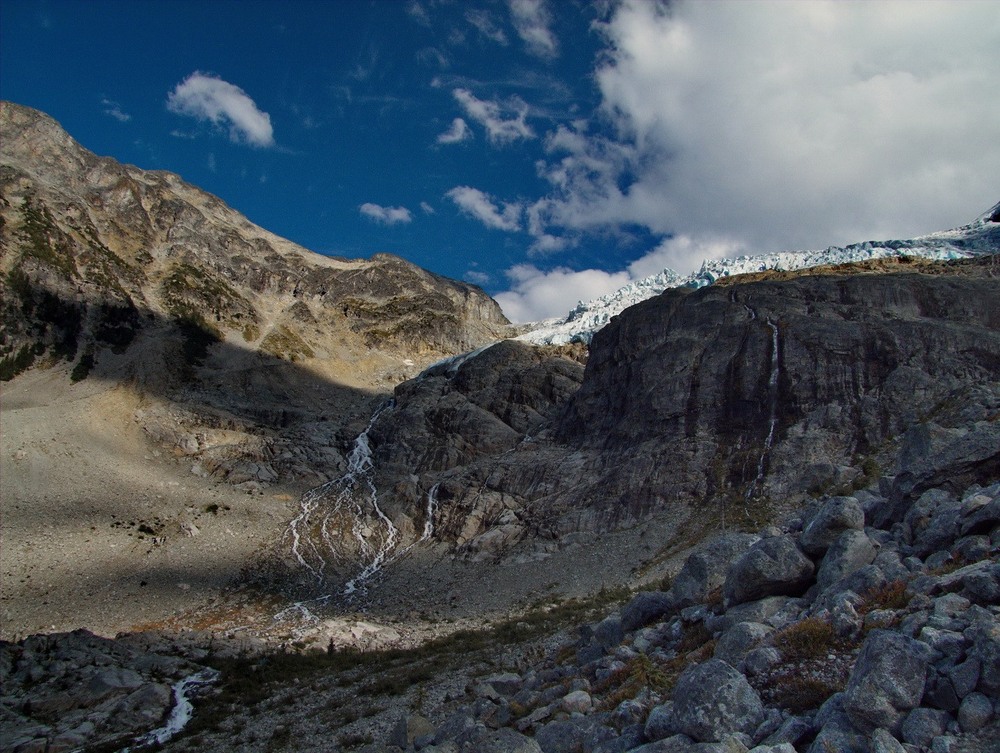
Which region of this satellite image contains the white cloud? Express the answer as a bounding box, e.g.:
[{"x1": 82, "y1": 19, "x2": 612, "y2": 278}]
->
[
  {"x1": 492, "y1": 234, "x2": 742, "y2": 323},
  {"x1": 453, "y1": 88, "x2": 534, "y2": 145},
  {"x1": 626, "y1": 235, "x2": 744, "y2": 278},
  {"x1": 466, "y1": 9, "x2": 508, "y2": 45},
  {"x1": 465, "y1": 269, "x2": 491, "y2": 285},
  {"x1": 359, "y1": 203, "x2": 413, "y2": 225},
  {"x1": 494, "y1": 264, "x2": 630, "y2": 323},
  {"x1": 407, "y1": 1, "x2": 431, "y2": 27},
  {"x1": 531, "y1": 0, "x2": 1000, "y2": 255},
  {"x1": 420, "y1": 201, "x2": 435, "y2": 214},
  {"x1": 167, "y1": 72, "x2": 274, "y2": 148},
  {"x1": 101, "y1": 98, "x2": 131, "y2": 122},
  {"x1": 508, "y1": 0, "x2": 558, "y2": 59},
  {"x1": 446, "y1": 186, "x2": 523, "y2": 231},
  {"x1": 437, "y1": 117, "x2": 473, "y2": 144}
]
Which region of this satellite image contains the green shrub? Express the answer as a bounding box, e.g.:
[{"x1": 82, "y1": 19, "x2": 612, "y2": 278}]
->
[{"x1": 70, "y1": 348, "x2": 95, "y2": 382}]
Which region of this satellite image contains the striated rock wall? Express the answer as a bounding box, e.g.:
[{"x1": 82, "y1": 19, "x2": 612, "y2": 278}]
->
[{"x1": 370, "y1": 258, "x2": 1000, "y2": 554}]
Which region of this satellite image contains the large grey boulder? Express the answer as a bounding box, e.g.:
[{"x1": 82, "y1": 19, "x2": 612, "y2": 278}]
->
[
  {"x1": 670, "y1": 533, "x2": 760, "y2": 607},
  {"x1": 621, "y1": 591, "x2": 675, "y2": 633},
  {"x1": 968, "y1": 621, "x2": 1000, "y2": 697},
  {"x1": 903, "y1": 488, "x2": 961, "y2": 557},
  {"x1": 672, "y1": 659, "x2": 765, "y2": 742},
  {"x1": 842, "y1": 630, "x2": 929, "y2": 732},
  {"x1": 723, "y1": 536, "x2": 815, "y2": 608},
  {"x1": 900, "y1": 707, "x2": 950, "y2": 748},
  {"x1": 389, "y1": 714, "x2": 435, "y2": 749},
  {"x1": 713, "y1": 622, "x2": 773, "y2": 668},
  {"x1": 644, "y1": 702, "x2": 680, "y2": 742},
  {"x1": 815, "y1": 529, "x2": 877, "y2": 592},
  {"x1": 800, "y1": 496, "x2": 865, "y2": 556}
]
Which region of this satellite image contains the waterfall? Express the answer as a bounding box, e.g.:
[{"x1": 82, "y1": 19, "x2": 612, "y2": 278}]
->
[
  {"x1": 745, "y1": 316, "x2": 780, "y2": 502},
  {"x1": 285, "y1": 400, "x2": 399, "y2": 597},
  {"x1": 120, "y1": 668, "x2": 218, "y2": 752},
  {"x1": 420, "y1": 483, "x2": 440, "y2": 542}
]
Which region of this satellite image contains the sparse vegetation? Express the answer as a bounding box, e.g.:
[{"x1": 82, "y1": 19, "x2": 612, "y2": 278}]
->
[
  {"x1": 70, "y1": 348, "x2": 95, "y2": 382},
  {"x1": 0, "y1": 344, "x2": 37, "y2": 381},
  {"x1": 18, "y1": 196, "x2": 78, "y2": 279},
  {"x1": 260, "y1": 325, "x2": 314, "y2": 362}
]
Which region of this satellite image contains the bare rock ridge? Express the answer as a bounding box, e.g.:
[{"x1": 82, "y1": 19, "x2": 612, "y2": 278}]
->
[{"x1": 0, "y1": 100, "x2": 509, "y2": 487}]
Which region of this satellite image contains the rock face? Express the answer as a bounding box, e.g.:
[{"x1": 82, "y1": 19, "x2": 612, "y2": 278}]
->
[
  {"x1": 0, "y1": 100, "x2": 509, "y2": 487},
  {"x1": 367, "y1": 253, "x2": 1000, "y2": 558}
]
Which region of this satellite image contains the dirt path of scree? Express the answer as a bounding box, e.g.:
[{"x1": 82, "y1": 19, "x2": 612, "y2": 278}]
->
[{"x1": 0, "y1": 367, "x2": 301, "y2": 639}]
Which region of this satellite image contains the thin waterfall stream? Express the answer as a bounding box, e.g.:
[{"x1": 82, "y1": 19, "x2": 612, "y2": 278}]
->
[
  {"x1": 744, "y1": 307, "x2": 781, "y2": 502},
  {"x1": 284, "y1": 400, "x2": 400, "y2": 601}
]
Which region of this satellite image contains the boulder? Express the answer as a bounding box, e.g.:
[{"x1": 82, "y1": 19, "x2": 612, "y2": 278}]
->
[
  {"x1": 670, "y1": 533, "x2": 759, "y2": 607},
  {"x1": 534, "y1": 718, "x2": 603, "y2": 753},
  {"x1": 644, "y1": 702, "x2": 680, "y2": 742},
  {"x1": 389, "y1": 714, "x2": 435, "y2": 750},
  {"x1": 723, "y1": 537, "x2": 815, "y2": 608},
  {"x1": 900, "y1": 707, "x2": 950, "y2": 748},
  {"x1": 815, "y1": 530, "x2": 878, "y2": 592},
  {"x1": 621, "y1": 591, "x2": 675, "y2": 633},
  {"x1": 957, "y1": 692, "x2": 993, "y2": 733},
  {"x1": 870, "y1": 728, "x2": 908, "y2": 753},
  {"x1": 713, "y1": 622, "x2": 773, "y2": 668},
  {"x1": 800, "y1": 497, "x2": 865, "y2": 556},
  {"x1": 968, "y1": 622, "x2": 1000, "y2": 696},
  {"x1": 672, "y1": 659, "x2": 765, "y2": 743},
  {"x1": 460, "y1": 727, "x2": 543, "y2": 753},
  {"x1": 842, "y1": 630, "x2": 929, "y2": 732}
]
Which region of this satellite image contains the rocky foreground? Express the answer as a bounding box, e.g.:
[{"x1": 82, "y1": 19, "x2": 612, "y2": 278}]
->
[{"x1": 3, "y1": 474, "x2": 998, "y2": 753}]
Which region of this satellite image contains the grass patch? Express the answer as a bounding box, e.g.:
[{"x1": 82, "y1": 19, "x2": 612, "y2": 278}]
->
[
  {"x1": 770, "y1": 617, "x2": 838, "y2": 663},
  {"x1": 260, "y1": 325, "x2": 314, "y2": 362}
]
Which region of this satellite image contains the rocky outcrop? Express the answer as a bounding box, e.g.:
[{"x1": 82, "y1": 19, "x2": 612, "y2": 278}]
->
[
  {"x1": 0, "y1": 101, "x2": 510, "y2": 487},
  {"x1": 0, "y1": 629, "x2": 212, "y2": 753},
  {"x1": 362, "y1": 257, "x2": 999, "y2": 562},
  {"x1": 394, "y1": 478, "x2": 1000, "y2": 753}
]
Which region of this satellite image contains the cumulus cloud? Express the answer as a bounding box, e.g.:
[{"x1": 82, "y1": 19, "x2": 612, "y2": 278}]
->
[
  {"x1": 167, "y1": 72, "x2": 274, "y2": 148},
  {"x1": 420, "y1": 201, "x2": 436, "y2": 214},
  {"x1": 453, "y1": 88, "x2": 534, "y2": 144},
  {"x1": 533, "y1": 0, "x2": 1000, "y2": 255},
  {"x1": 493, "y1": 234, "x2": 743, "y2": 323},
  {"x1": 359, "y1": 203, "x2": 413, "y2": 225},
  {"x1": 446, "y1": 186, "x2": 523, "y2": 231},
  {"x1": 494, "y1": 264, "x2": 630, "y2": 323},
  {"x1": 626, "y1": 235, "x2": 744, "y2": 278},
  {"x1": 437, "y1": 117, "x2": 473, "y2": 144},
  {"x1": 508, "y1": 0, "x2": 558, "y2": 59}
]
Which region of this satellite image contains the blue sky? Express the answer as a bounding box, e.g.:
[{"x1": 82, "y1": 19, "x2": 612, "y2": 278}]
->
[{"x1": 2, "y1": 1, "x2": 998, "y2": 322}]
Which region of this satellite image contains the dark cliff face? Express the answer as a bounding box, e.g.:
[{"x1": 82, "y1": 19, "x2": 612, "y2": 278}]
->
[
  {"x1": 557, "y1": 262, "x2": 1000, "y2": 510},
  {"x1": 372, "y1": 258, "x2": 1000, "y2": 552}
]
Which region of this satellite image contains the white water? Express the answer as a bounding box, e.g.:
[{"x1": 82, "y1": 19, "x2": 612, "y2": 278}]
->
[
  {"x1": 745, "y1": 316, "x2": 780, "y2": 501},
  {"x1": 285, "y1": 401, "x2": 401, "y2": 598},
  {"x1": 420, "y1": 483, "x2": 440, "y2": 541},
  {"x1": 119, "y1": 668, "x2": 218, "y2": 752}
]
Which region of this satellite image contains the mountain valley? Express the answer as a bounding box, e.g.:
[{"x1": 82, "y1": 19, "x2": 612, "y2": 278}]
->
[{"x1": 2, "y1": 101, "x2": 999, "y2": 753}]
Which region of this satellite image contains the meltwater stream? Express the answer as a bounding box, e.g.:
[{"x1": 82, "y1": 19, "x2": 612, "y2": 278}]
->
[
  {"x1": 285, "y1": 400, "x2": 399, "y2": 600},
  {"x1": 745, "y1": 312, "x2": 781, "y2": 502},
  {"x1": 118, "y1": 668, "x2": 218, "y2": 752}
]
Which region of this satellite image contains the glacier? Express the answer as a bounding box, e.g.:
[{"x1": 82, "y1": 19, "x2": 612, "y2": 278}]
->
[{"x1": 518, "y1": 203, "x2": 1000, "y2": 346}]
